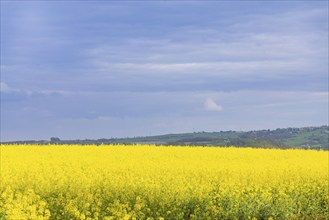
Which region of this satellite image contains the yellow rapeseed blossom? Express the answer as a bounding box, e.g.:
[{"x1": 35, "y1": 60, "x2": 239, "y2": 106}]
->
[{"x1": 0, "y1": 144, "x2": 328, "y2": 219}]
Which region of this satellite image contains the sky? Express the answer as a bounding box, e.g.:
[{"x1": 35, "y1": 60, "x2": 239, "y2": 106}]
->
[{"x1": 1, "y1": 1, "x2": 328, "y2": 141}]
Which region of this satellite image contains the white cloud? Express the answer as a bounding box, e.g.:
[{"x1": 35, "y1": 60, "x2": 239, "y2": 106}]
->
[
  {"x1": 0, "y1": 82, "x2": 10, "y2": 92},
  {"x1": 0, "y1": 82, "x2": 19, "y2": 93},
  {"x1": 204, "y1": 98, "x2": 223, "y2": 111}
]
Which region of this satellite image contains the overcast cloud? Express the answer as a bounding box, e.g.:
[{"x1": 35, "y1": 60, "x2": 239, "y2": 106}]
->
[{"x1": 1, "y1": 1, "x2": 328, "y2": 141}]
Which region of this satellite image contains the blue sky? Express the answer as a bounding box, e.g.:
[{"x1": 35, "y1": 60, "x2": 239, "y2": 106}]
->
[{"x1": 1, "y1": 1, "x2": 328, "y2": 141}]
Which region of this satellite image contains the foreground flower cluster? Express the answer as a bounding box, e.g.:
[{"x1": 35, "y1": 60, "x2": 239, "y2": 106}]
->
[{"x1": 0, "y1": 144, "x2": 328, "y2": 220}]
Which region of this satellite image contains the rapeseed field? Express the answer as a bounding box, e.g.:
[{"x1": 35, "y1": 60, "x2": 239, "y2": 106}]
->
[{"x1": 0, "y1": 144, "x2": 328, "y2": 220}]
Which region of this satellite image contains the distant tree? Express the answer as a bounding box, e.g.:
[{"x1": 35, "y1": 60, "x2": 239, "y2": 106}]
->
[{"x1": 50, "y1": 137, "x2": 61, "y2": 143}]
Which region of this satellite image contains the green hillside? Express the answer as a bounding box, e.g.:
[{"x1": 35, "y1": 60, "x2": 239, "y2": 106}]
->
[{"x1": 2, "y1": 126, "x2": 328, "y2": 149}]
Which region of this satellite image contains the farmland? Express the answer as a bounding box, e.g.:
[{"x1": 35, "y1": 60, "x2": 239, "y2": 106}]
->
[{"x1": 1, "y1": 145, "x2": 328, "y2": 220}]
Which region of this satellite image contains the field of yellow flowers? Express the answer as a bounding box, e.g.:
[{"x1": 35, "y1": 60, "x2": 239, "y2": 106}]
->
[{"x1": 0, "y1": 144, "x2": 328, "y2": 220}]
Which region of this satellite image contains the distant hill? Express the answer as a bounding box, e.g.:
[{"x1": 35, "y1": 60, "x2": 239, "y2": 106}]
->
[{"x1": 1, "y1": 126, "x2": 328, "y2": 150}]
